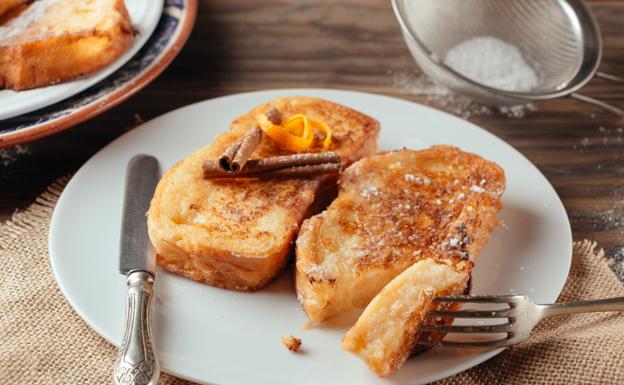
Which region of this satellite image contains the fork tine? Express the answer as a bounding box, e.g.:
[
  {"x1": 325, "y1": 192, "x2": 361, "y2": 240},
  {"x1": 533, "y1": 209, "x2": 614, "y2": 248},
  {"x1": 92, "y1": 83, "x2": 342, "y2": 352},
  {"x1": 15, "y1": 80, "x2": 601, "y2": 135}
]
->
[
  {"x1": 417, "y1": 338, "x2": 512, "y2": 348},
  {"x1": 433, "y1": 295, "x2": 522, "y2": 304},
  {"x1": 426, "y1": 309, "x2": 511, "y2": 318},
  {"x1": 419, "y1": 323, "x2": 512, "y2": 334}
]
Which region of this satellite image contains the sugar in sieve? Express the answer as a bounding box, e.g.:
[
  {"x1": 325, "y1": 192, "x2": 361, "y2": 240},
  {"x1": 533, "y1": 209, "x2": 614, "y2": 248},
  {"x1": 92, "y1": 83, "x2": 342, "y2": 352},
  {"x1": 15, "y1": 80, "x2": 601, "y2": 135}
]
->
[{"x1": 392, "y1": 0, "x2": 624, "y2": 115}]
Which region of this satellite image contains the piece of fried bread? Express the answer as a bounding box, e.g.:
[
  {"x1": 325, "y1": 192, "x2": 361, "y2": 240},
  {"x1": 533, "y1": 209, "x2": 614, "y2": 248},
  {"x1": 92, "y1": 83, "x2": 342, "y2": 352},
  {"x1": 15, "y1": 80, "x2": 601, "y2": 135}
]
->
[
  {"x1": 148, "y1": 97, "x2": 380, "y2": 291},
  {"x1": 342, "y1": 258, "x2": 470, "y2": 377},
  {"x1": 295, "y1": 146, "x2": 505, "y2": 323},
  {"x1": 0, "y1": 0, "x2": 133, "y2": 90}
]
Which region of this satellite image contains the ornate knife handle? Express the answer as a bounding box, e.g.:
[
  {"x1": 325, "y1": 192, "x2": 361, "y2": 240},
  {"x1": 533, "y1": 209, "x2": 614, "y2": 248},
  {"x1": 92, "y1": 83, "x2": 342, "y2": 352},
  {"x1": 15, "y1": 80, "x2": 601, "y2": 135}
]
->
[{"x1": 113, "y1": 271, "x2": 160, "y2": 385}]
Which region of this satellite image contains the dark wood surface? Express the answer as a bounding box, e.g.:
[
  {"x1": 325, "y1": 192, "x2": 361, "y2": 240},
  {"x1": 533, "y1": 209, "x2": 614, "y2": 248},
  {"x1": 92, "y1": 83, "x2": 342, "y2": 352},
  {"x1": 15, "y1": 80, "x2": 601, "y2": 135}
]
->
[{"x1": 1, "y1": 0, "x2": 623, "y2": 257}]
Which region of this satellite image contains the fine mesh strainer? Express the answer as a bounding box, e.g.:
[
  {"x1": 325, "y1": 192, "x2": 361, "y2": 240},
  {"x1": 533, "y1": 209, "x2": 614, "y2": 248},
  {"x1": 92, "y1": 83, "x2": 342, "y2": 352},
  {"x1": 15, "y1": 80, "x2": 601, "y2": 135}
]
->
[{"x1": 391, "y1": 0, "x2": 624, "y2": 115}]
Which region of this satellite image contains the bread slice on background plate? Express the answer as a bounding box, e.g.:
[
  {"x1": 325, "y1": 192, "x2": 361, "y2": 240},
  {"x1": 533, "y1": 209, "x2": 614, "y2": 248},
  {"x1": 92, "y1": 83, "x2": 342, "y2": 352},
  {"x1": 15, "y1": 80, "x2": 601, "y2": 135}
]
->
[
  {"x1": 0, "y1": 0, "x2": 133, "y2": 90},
  {"x1": 148, "y1": 97, "x2": 380, "y2": 291},
  {"x1": 295, "y1": 146, "x2": 505, "y2": 323}
]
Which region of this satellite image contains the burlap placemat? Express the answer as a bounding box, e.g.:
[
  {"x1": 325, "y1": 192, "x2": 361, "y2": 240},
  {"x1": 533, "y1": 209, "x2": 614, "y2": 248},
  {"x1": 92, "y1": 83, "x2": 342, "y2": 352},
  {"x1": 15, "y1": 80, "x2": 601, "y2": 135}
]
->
[{"x1": 1, "y1": 179, "x2": 623, "y2": 385}]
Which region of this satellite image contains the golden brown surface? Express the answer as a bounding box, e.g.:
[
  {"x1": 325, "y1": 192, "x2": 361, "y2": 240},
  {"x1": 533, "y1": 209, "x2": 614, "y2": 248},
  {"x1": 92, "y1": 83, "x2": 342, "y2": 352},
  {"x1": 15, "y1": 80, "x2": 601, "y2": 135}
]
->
[
  {"x1": 0, "y1": 0, "x2": 133, "y2": 90},
  {"x1": 148, "y1": 97, "x2": 380, "y2": 291},
  {"x1": 295, "y1": 146, "x2": 505, "y2": 323},
  {"x1": 342, "y1": 258, "x2": 470, "y2": 377}
]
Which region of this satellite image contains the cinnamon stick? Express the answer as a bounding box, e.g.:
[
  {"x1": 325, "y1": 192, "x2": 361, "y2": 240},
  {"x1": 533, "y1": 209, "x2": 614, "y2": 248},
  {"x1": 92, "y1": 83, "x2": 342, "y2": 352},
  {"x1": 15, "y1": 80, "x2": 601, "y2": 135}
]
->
[
  {"x1": 265, "y1": 107, "x2": 282, "y2": 125},
  {"x1": 203, "y1": 152, "x2": 342, "y2": 179},
  {"x1": 245, "y1": 163, "x2": 341, "y2": 179},
  {"x1": 218, "y1": 126, "x2": 263, "y2": 173}
]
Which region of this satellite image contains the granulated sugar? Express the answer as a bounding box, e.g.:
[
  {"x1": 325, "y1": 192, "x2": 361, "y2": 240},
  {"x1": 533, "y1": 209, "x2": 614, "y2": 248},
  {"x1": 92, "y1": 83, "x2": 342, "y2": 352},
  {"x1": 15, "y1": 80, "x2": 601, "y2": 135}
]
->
[
  {"x1": 390, "y1": 69, "x2": 536, "y2": 119},
  {"x1": 610, "y1": 247, "x2": 624, "y2": 281},
  {"x1": 444, "y1": 36, "x2": 539, "y2": 92},
  {"x1": 390, "y1": 36, "x2": 540, "y2": 118}
]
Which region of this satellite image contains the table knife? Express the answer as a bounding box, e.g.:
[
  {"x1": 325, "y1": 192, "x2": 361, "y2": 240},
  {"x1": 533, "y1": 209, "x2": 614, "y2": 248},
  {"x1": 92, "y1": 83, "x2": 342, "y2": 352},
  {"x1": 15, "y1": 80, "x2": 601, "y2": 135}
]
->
[{"x1": 113, "y1": 155, "x2": 161, "y2": 385}]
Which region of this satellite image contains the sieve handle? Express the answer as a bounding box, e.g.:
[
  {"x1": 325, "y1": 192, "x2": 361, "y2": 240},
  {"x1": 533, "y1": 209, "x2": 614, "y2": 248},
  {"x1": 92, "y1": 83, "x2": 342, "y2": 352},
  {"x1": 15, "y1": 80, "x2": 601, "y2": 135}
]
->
[
  {"x1": 570, "y1": 93, "x2": 623, "y2": 116},
  {"x1": 596, "y1": 72, "x2": 624, "y2": 85},
  {"x1": 569, "y1": 71, "x2": 624, "y2": 116}
]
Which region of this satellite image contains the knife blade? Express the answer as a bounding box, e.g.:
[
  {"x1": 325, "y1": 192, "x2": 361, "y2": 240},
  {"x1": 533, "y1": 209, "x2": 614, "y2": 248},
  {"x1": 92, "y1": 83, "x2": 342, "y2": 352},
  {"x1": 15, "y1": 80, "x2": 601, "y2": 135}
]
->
[
  {"x1": 113, "y1": 154, "x2": 161, "y2": 385},
  {"x1": 119, "y1": 154, "x2": 159, "y2": 274}
]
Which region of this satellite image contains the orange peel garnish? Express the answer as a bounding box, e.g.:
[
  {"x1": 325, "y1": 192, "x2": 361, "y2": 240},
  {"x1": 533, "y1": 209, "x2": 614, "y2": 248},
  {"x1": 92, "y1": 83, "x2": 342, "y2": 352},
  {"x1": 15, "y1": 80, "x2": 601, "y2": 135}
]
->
[{"x1": 257, "y1": 112, "x2": 332, "y2": 152}]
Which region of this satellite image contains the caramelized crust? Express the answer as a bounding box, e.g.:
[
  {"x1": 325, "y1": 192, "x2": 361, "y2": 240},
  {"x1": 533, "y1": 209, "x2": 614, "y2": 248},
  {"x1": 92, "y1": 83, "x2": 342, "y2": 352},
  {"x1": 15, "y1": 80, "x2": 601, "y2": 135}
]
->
[
  {"x1": 295, "y1": 146, "x2": 505, "y2": 323},
  {"x1": 148, "y1": 97, "x2": 380, "y2": 291},
  {"x1": 0, "y1": 0, "x2": 133, "y2": 90}
]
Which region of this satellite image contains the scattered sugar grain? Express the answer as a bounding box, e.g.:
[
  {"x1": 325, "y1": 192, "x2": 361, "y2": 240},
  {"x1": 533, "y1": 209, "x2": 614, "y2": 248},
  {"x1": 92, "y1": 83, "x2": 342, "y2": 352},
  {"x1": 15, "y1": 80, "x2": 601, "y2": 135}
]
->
[
  {"x1": 361, "y1": 186, "x2": 381, "y2": 198},
  {"x1": 470, "y1": 185, "x2": 485, "y2": 193},
  {"x1": 498, "y1": 104, "x2": 537, "y2": 119},
  {"x1": 0, "y1": 144, "x2": 30, "y2": 167},
  {"x1": 389, "y1": 69, "x2": 536, "y2": 119},
  {"x1": 404, "y1": 174, "x2": 420, "y2": 183}
]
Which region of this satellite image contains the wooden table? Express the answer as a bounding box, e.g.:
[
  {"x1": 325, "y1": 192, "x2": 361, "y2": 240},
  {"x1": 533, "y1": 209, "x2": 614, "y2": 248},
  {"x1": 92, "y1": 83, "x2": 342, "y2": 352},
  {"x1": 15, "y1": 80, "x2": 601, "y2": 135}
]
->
[{"x1": 1, "y1": 0, "x2": 623, "y2": 258}]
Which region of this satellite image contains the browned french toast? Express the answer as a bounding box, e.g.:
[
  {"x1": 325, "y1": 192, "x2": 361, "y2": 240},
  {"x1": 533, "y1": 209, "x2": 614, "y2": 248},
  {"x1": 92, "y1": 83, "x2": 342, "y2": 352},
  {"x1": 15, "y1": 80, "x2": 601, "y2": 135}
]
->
[
  {"x1": 295, "y1": 146, "x2": 505, "y2": 324},
  {"x1": 147, "y1": 97, "x2": 380, "y2": 291},
  {"x1": 0, "y1": 0, "x2": 133, "y2": 90}
]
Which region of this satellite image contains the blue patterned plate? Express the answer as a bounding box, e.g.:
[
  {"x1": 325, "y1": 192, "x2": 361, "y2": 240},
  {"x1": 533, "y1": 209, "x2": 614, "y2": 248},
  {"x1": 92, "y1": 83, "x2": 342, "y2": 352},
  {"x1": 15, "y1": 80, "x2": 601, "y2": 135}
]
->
[{"x1": 0, "y1": 0, "x2": 197, "y2": 147}]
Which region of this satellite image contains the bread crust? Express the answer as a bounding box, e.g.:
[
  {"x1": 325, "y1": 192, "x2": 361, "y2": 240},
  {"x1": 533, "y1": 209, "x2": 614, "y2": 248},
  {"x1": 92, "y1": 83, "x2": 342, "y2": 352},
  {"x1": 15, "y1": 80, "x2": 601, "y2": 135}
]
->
[{"x1": 148, "y1": 97, "x2": 380, "y2": 291}]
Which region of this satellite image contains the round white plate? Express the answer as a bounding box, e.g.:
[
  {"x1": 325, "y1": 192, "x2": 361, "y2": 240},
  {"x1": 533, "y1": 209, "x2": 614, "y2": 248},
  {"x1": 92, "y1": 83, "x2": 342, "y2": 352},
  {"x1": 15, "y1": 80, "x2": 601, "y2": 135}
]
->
[
  {"x1": 49, "y1": 89, "x2": 572, "y2": 385},
  {"x1": 0, "y1": 0, "x2": 163, "y2": 121}
]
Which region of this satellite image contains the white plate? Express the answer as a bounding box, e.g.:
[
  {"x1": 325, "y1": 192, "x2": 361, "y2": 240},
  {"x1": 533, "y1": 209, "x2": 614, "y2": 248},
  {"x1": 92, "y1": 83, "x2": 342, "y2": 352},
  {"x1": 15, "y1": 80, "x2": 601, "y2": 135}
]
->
[
  {"x1": 49, "y1": 89, "x2": 572, "y2": 385},
  {"x1": 0, "y1": 0, "x2": 163, "y2": 121}
]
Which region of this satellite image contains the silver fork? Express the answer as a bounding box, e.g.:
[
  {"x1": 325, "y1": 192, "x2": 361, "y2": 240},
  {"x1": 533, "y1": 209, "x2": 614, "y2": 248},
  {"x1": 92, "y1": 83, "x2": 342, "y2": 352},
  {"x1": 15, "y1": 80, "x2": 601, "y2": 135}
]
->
[{"x1": 417, "y1": 295, "x2": 624, "y2": 348}]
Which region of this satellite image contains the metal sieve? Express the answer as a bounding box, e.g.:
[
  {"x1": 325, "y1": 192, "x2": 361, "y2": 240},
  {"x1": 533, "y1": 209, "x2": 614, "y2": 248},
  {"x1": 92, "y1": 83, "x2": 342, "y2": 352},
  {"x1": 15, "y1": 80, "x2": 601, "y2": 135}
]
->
[{"x1": 391, "y1": 0, "x2": 624, "y2": 115}]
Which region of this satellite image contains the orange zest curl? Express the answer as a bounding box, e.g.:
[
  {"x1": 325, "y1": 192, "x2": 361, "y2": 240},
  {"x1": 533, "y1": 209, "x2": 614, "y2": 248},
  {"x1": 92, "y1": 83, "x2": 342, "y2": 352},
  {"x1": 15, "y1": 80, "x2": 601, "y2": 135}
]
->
[{"x1": 257, "y1": 113, "x2": 332, "y2": 152}]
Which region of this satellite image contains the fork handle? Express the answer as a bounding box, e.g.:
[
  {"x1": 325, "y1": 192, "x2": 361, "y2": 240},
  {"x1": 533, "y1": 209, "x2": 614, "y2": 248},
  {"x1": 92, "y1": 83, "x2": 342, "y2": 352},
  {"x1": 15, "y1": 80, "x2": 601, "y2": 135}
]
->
[{"x1": 541, "y1": 297, "x2": 624, "y2": 317}]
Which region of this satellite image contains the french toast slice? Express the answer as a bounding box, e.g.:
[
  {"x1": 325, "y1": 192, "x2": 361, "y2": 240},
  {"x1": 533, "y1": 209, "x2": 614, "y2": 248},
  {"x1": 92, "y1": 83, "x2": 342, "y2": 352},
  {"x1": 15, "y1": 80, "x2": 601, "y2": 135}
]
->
[
  {"x1": 342, "y1": 258, "x2": 470, "y2": 377},
  {"x1": 0, "y1": 0, "x2": 133, "y2": 90},
  {"x1": 295, "y1": 146, "x2": 505, "y2": 323},
  {"x1": 147, "y1": 97, "x2": 380, "y2": 291}
]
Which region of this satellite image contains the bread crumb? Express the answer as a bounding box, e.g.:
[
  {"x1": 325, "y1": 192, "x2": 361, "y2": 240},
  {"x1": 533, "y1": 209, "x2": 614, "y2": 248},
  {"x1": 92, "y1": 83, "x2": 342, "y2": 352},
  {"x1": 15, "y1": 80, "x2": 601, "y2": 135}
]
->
[{"x1": 281, "y1": 335, "x2": 302, "y2": 352}]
